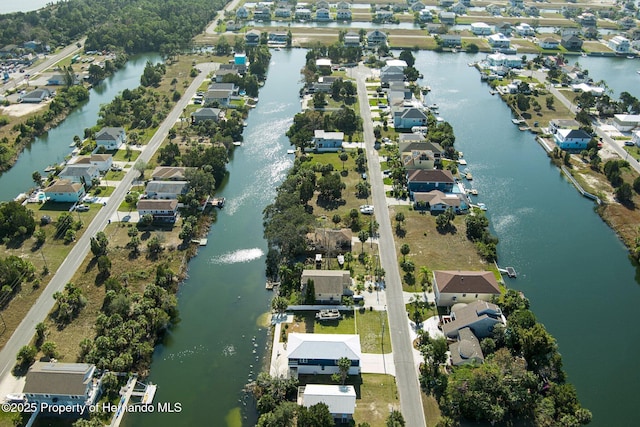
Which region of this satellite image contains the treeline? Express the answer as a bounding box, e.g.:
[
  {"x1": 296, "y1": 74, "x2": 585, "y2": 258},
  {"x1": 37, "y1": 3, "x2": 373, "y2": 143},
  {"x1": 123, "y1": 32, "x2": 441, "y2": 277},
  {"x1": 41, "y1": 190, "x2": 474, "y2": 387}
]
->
[
  {"x1": 0, "y1": 0, "x2": 224, "y2": 55},
  {"x1": 420, "y1": 290, "x2": 591, "y2": 426}
]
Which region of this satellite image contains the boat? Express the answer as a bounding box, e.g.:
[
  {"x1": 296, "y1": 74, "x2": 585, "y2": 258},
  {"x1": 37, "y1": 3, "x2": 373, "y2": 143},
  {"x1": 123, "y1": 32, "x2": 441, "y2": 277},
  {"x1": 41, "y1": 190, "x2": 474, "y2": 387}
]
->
[
  {"x1": 489, "y1": 90, "x2": 497, "y2": 95},
  {"x1": 5, "y1": 393, "x2": 26, "y2": 403},
  {"x1": 458, "y1": 159, "x2": 467, "y2": 165},
  {"x1": 315, "y1": 309, "x2": 341, "y2": 321},
  {"x1": 274, "y1": 47, "x2": 281, "y2": 51},
  {"x1": 210, "y1": 197, "x2": 225, "y2": 208},
  {"x1": 287, "y1": 149, "x2": 295, "y2": 155},
  {"x1": 233, "y1": 141, "x2": 242, "y2": 146},
  {"x1": 265, "y1": 281, "x2": 280, "y2": 290},
  {"x1": 466, "y1": 188, "x2": 478, "y2": 196},
  {"x1": 44, "y1": 165, "x2": 55, "y2": 172},
  {"x1": 463, "y1": 170, "x2": 473, "y2": 180},
  {"x1": 428, "y1": 104, "x2": 438, "y2": 110},
  {"x1": 627, "y1": 55, "x2": 634, "y2": 59},
  {"x1": 476, "y1": 202, "x2": 487, "y2": 211},
  {"x1": 581, "y1": 52, "x2": 587, "y2": 57}
]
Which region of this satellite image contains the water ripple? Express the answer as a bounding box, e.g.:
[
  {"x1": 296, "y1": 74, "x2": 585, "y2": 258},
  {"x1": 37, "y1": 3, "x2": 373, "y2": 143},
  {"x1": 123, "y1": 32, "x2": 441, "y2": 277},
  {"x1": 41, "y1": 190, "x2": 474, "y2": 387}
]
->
[{"x1": 209, "y1": 248, "x2": 264, "y2": 265}]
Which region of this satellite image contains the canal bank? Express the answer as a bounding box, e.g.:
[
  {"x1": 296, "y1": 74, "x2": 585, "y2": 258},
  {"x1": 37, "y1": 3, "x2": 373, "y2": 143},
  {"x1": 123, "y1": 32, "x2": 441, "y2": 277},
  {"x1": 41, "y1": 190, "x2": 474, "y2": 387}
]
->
[
  {"x1": 124, "y1": 49, "x2": 305, "y2": 427},
  {"x1": 416, "y1": 51, "x2": 640, "y2": 426},
  {"x1": 0, "y1": 53, "x2": 161, "y2": 201}
]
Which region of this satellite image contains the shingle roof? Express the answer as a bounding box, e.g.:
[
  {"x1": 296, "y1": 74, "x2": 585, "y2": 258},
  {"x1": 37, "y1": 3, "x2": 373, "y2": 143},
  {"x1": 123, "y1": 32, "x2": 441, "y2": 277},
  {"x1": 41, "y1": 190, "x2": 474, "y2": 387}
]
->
[
  {"x1": 44, "y1": 179, "x2": 83, "y2": 194},
  {"x1": 434, "y1": 270, "x2": 500, "y2": 295},
  {"x1": 137, "y1": 199, "x2": 178, "y2": 211},
  {"x1": 407, "y1": 169, "x2": 454, "y2": 183},
  {"x1": 302, "y1": 269, "x2": 351, "y2": 295},
  {"x1": 24, "y1": 362, "x2": 94, "y2": 396},
  {"x1": 287, "y1": 333, "x2": 361, "y2": 361},
  {"x1": 95, "y1": 127, "x2": 125, "y2": 141}
]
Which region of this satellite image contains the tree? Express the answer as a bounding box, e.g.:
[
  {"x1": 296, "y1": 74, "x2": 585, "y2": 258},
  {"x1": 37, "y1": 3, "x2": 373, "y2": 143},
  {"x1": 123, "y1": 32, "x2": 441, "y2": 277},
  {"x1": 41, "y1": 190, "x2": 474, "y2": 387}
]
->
[
  {"x1": 35, "y1": 322, "x2": 47, "y2": 345},
  {"x1": 41, "y1": 341, "x2": 58, "y2": 358},
  {"x1": 358, "y1": 230, "x2": 369, "y2": 253},
  {"x1": 16, "y1": 345, "x2": 37, "y2": 368},
  {"x1": 134, "y1": 159, "x2": 148, "y2": 180},
  {"x1": 313, "y1": 92, "x2": 326, "y2": 109},
  {"x1": 386, "y1": 410, "x2": 406, "y2": 427},
  {"x1": 516, "y1": 94, "x2": 530, "y2": 111},
  {"x1": 34, "y1": 229, "x2": 46, "y2": 247},
  {"x1": 395, "y1": 212, "x2": 405, "y2": 227},
  {"x1": 32, "y1": 171, "x2": 42, "y2": 187},
  {"x1": 616, "y1": 182, "x2": 633, "y2": 203},
  {"x1": 546, "y1": 95, "x2": 555, "y2": 110},
  {"x1": 634, "y1": 176, "x2": 640, "y2": 194},
  {"x1": 399, "y1": 49, "x2": 415, "y2": 67},
  {"x1": 317, "y1": 173, "x2": 345, "y2": 203},
  {"x1": 97, "y1": 255, "x2": 112, "y2": 277},
  {"x1": 271, "y1": 296, "x2": 288, "y2": 314},
  {"x1": 90, "y1": 231, "x2": 109, "y2": 257},
  {"x1": 332, "y1": 214, "x2": 342, "y2": 228},
  {"x1": 400, "y1": 243, "x2": 410, "y2": 261},
  {"x1": 297, "y1": 402, "x2": 335, "y2": 427},
  {"x1": 339, "y1": 152, "x2": 349, "y2": 171},
  {"x1": 147, "y1": 235, "x2": 162, "y2": 255},
  {"x1": 331, "y1": 357, "x2": 351, "y2": 385}
]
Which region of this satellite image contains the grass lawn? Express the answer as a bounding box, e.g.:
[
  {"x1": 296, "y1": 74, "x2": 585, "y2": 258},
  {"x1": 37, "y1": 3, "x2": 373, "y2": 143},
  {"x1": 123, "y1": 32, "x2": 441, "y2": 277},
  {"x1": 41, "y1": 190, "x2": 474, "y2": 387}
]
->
[
  {"x1": 112, "y1": 148, "x2": 140, "y2": 162},
  {"x1": 422, "y1": 392, "x2": 442, "y2": 427},
  {"x1": 90, "y1": 186, "x2": 115, "y2": 197},
  {"x1": 323, "y1": 95, "x2": 359, "y2": 111},
  {"x1": 104, "y1": 170, "x2": 125, "y2": 181},
  {"x1": 356, "y1": 309, "x2": 392, "y2": 353},
  {"x1": 353, "y1": 374, "x2": 400, "y2": 427}
]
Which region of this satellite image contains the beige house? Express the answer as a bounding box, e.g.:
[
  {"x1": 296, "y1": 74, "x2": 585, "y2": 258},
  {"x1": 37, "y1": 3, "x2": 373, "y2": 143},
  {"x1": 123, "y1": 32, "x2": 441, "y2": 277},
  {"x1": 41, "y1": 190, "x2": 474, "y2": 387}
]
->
[
  {"x1": 433, "y1": 270, "x2": 501, "y2": 307},
  {"x1": 301, "y1": 269, "x2": 351, "y2": 303}
]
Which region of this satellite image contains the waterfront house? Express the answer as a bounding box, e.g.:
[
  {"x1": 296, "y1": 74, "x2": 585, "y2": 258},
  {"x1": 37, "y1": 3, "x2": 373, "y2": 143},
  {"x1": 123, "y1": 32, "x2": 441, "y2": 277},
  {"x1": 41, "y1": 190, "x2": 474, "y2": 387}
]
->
[
  {"x1": 337, "y1": 1, "x2": 351, "y2": 9},
  {"x1": 487, "y1": 5, "x2": 503, "y2": 17},
  {"x1": 24, "y1": 362, "x2": 101, "y2": 409},
  {"x1": 577, "y1": 12, "x2": 597, "y2": 27},
  {"x1": 407, "y1": 169, "x2": 455, "y2": 195},
  {"x1": 315, "y1": 58, "x2": 332, "y2": 73},
  {"x1": 287, "y1": 333, "x2": 361, "y2": 377},
  {"x1": 380, "y1": 65, "x2": 405, "y2": 84},
  {"x1": 402, "y1": 147, "x2": 437, "y2": 170},
  {"x1": 306, "y1": 228, "x2": 353, "y2": 254},
  {"x1": 515, "y1": 23, "x2": 535, "y2": 36},
  {"x1": 432, "y1": 270, "x2": 501, "y2": 307},
  {"x1": 418, "y1": 10, "x2": 433, "y2": 22},
  {"x1": 20, "y1": 88, "x2": 51, "y2": 103},
  {"x1": 245, "y1": 29, "x2": 261, "y2": 47},
  {"x1": 269, "y1": 32, "x2": 289, "y2": 44},
  {"x1": 310, "y1": 130, "x2": 344, "y2": 152},
  {"x1": 413, "y1": 190, "x2": 467, "y2": 213},
  {"x1": 316, "y1": 0, "x2": 330, "y2": 9},
  {"x1": 411, "y1": 2, "x2": 425, "y2": 12},
  {"x1": 485, "y1": 52, "x2": 522, "y2": 68},
  {"x1": 439, "y1": 0, "x2": 454, "y2": 6},
  {"x1": 612, "y1": 114, "x2": 640, "y2": 132},
  {"x1": 95, "y1": 127, "x2": 126, "y2": 150},
  {"x1": 495, "y1": 22, "x2": 512, "y2": 36},
  {"x1": 89, "y1": 154, "x2": 113, "y2": 172},
  {"x1": 442, "y1": 300, "x2": 507, "y2": 339},
  {"x1": 393, "y1": 107, "x2": 428, "y2": 129},
  {"x1": 375, "y1": 10, "x2": 394, "y2": 21},
  {"x1": 226, "y1": 21, "x2": 242, "y2": 32},
  {"x1": 295, "y1": 8, "x2": 312, "y2": 20},
  {"x1": 59, "y1": 164, "x2": 100, "y2": 188},
  {"x1": 254, "y1": 7, "x2": 272, "y2": 21},
  {"x1": 343, "y1": 31, "x2": 360, "y2": 46},
  {"x1": 137, "y1": 199, "x2": 178, "y2": 223},
  {"x1": 426, "y1": 23, "x2": 445, "y2": 34},
  {"x1": 214, "y1": 67, "x2": 240, "y2": 82},
  {"x1": 440, "y1": 35, "x2": 462, "y2": 48},
  {"x1": 438, "y1": 11, "x2": 456, "y2": 25},
  {"x1": 549, "y1": 119, "x2": 581, "y2": 135},
  {"x1": 152, "y1": 166, "x2": 189, "y2": 181},
  {"x1": 191, "y1": 107, "x2": 222, "y2": 124},
  {"x1": 449, "y1": 328, "x2": 484, "y2": 366},
  {"x1": 366, "y1": 30, "x2": 387, "y2": 47},
  {"x1": 204, "y1": 89, "x2": 232, "y2": 107},
  {"x1": 561, "y1": 35, "x2": 583, "y2": 50},
  {"x1": 315, "y1": 8, "x2": 331, "y2": 21},
  {"x1": 487, "y1": 33, "x2": 510, "y2": 49},
  {"x1": 618, "y1": 16, "x2": 636, "y2": 30},
  {"x1": 47, "y1": 73, "x2": 81, "y2": 85},
  {"x1": 510, "y1": 0, "x2": 524, "y2": 8},
  {"x1": 300, "y1": 384, "x2": 356, "y2": 422},
  {"x1": 538, "y1": 38, "x2": 560, "y2": 49},
  {"x1": 451, "y1": 2, "x2": 467, "y2": 15},
  {"x1": 399, "y1": 141, "x2": 444, "y2": 164},
  {"x1": 633, "y1": 130, "x2": 640, "y2": 147},
  {"x1": 301, "y1": 269, "x2": 352, "y2": 303},
  {"x1": 144, "y1": 180, "x2": 189, "y2": 200},
  {"x1": 43, "y1": 179, "x2": 86, "y2": 203},
  {"x1": 336, "y1": 9, "x2": 352, "y2": 20},
  {"x1": 275, "y1": 7, "x2": 292, "y2": 18},
  {"x1": 310, "y1": 76, "x2": 339, "y2": 93},
  {"x1": 471, "y1": 22, "x2": 493, "y2": 35},
  {"x1": 608, "y1": 35, "x2": 631, "y2": 54},
  {"x1": 236, "y1": 6, "x2": 249, "y2": 19}
]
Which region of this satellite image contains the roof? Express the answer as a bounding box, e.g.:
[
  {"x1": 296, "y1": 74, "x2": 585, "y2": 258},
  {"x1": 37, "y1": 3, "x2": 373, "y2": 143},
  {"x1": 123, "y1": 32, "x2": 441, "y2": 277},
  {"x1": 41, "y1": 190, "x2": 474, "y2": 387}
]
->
[
  {"x1": 557, "y1": 128, "x2": 592, "y2": 140},
  {"x1": 407, "y1": 169, "x2": 454, "y2": 184},
  {"x1": 44, "y1": 179, "x2": 83, "y2": 194},
  {"x1": 401, "y1": 108, "x2": 428, "y2": 120},
  {"x1": 206, "y1": 89, "x2": 232, "y2": 98},
  {"x1": 442, "y1": 300, "x2": 505, "y2": 337},
  {"x1": 152, "y1": 166, "x2": 188, "y2": 180},
  {"x1": 22, "y1": 88, "x2": 50, "y2": 100},
  {"x1": 449, "y1": 328, "x2": 484, "y2": 366},
  {"x1": 434, "y1": 270, "x2": 501, "y2": 295},
  {"x1": 314, "y1": 130, "x2": 344, "y2": 140},
  {"x1": 137, "y1": 199, "x2": 178, "y2": 211},
  {"x1": 192, "y1": 107, "x2": 221, "y2": 118},
  {"x1": 413, "y1": 190, "x2": 462, "y2": 208},
  {"x1": 287, "y1": 333, "x2": 361, "y2": 361},
  {"x1": 614, "y1": 114, "x2": 640, "y2": 123},
  {"x1": 316, "y1": 58, "x2": 332, "y2": 67},
  {"x1": 90, "y1": 154, "x2": 112, "y2": 162},
  {"x1": 24, "y1": 362, "x2": 94, "y2": 396},
  {"x1": 145, "y1": 180, "x2": 189, "y2": 194},
  {"x1": 95, "y1": 127, "x2": 125, "y2": 141},
  {"x1": 385, "y1": 59, "x2": 407, "y2": 68},
  {"x1": 302, "y1": 269, "x2": 351, "y2": 295},
  {"x1": 60, "y1": 164, "x2": 99, "y2": 177},
  {"x1": 302, "y1": 384, "x2": 356, "y2": 415}
]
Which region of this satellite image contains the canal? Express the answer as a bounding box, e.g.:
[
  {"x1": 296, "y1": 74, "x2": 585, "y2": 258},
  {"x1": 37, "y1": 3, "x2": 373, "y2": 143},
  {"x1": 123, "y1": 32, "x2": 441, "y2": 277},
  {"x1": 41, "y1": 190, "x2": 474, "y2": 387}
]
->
[
  {"x1": 125, "y1": 49, "x2": 304, "y2": 427},
  {"x1": 0, "y1": 53, "x2": 161, "y2": 201},
  {"x1": 416, "y1": 51, "x2": 640, "y2": 426}
]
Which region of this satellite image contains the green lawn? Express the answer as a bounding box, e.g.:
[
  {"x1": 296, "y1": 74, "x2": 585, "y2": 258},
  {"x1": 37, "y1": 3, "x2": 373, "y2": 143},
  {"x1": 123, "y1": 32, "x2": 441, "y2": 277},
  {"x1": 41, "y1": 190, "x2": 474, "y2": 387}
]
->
[
  {"x1": 112, "y1": 148, "x2": 140, "y2": 162},
  {"x1": 90, "y1": 186, "x2": 115, "y2": 197},
  {"x1": 356, "y1": 309, "x2": 392, "y2": 353},
  {"x1": 353, "y1": 374, "x2": 399, "y2": 427},
  {"x1": 104, "y1": 170, "x2": 125, "y2": 181}
]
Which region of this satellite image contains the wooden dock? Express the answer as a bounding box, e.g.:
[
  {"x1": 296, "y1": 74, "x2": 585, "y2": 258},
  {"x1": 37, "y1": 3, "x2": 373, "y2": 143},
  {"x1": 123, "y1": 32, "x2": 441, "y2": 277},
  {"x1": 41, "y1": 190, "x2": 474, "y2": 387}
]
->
[{"x1": 265, "y1": 281, "x2": 280, "y2": 290}]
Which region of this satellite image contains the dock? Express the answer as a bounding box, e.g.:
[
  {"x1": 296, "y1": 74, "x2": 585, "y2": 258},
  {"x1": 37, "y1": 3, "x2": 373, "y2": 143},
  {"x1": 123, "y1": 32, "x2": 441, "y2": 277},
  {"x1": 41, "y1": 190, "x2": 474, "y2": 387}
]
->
[
  {"x1": 210, "y1": 197, "x2": 225, "y2": 208},
  {"x1": 498, "y1": 267, "x2": 517, "y2": 278},
  {"x1": 265, "y1": 281, "x2": 280, "y2": 290}
]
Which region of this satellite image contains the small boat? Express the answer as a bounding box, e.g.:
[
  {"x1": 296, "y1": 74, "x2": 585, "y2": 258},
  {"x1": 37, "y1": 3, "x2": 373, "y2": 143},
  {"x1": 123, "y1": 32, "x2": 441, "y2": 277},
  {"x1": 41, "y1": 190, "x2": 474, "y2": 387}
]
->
[
  {"x1": 466, "y1": 188, "x2": 478, "y2": 196},
  {"x1": 274, "y1": 47, "x2": 281, "y2": 51},
  {"x1": 429, "y1": 104, "x2": 438, "y2": 110},
  {"x1": 418, "y1": 74, "x2": 424, "y2": 79},
  {"x1": 477, "y1": 202, "x2": 487, "y2": 211},
  {"x1": 233, "y1": 141, "x2": 242, "y2": 146},
  {"x1": 489, "y1": 90, "x2": 497, "y2": 95},
  {"x1": 315, "y1": 309, "x2": 341, "y2": 321},
  {"x1": 464, "y1": 171, "x2": 473, "y2": 181},
  {"x1": 581, "y1": 52, "x2": 587, "y2": 57},
  {"x1": 627, "y1": 55, "x2": 634, "y2": 59},
  {"x1": 287, "y1": 149, "x2": 295, "y2": 155}
]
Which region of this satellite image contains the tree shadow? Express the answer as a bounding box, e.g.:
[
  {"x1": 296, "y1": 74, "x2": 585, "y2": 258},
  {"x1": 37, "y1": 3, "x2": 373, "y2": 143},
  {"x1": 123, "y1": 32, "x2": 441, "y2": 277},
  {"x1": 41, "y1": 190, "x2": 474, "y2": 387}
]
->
[
  {"x1": 5, "y1": 238, "x2": 26, "y2": 250},
  {"x1": 84, "y1": 257, "x2": 98, "y2": 273},
  {"x1": 316, "y1": 197, "x2": 346, "y2": 211},
  {"x1": 395, "y1": 227, "x2": 406, "y2": 238},
  {"x1": 340, "y1": 170, "x2": 349, "y2": 177}
]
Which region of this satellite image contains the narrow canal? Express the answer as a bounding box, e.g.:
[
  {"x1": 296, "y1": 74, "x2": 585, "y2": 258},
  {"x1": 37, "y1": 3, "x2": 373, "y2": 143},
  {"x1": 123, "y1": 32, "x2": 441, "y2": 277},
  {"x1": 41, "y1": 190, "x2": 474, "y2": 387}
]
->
[
  {"x1": 125, "y1": 49, "x2": 305, "y2": 427},
  {"x1": 0, "y1": 53, "x2": 161, "y2": 201},
  {"x1": 416, "y1": 51, "x2": 640, "y2": 426}
]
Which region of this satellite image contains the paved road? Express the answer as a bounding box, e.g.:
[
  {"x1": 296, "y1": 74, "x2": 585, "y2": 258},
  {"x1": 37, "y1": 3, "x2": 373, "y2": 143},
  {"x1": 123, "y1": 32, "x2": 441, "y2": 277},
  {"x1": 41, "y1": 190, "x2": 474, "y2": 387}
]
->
[
  {"x1": 1, "y1": 38, "x2": 85, "y2": 93},
  {"x1": 205, "y1": 0, "x2": 244, "y2": 35},
  {"x1": 350, "y1": 63, "x2": 427, "y2": 427},
  {"x1": 0, "y1": 62, "x2": 217, "y2": 387}
]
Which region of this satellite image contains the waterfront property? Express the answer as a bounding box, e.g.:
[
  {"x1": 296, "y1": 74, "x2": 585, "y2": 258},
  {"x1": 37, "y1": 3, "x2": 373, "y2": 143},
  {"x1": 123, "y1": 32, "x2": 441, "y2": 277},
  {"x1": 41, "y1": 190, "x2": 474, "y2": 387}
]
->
[
  {"x1": 191, "y1": 107, "x2": 222, "y2": 124},
  {"x1": 144, "y1": 180, "x2": 189, "y2": 200},
  {"x1": 306, "y1": 228, "x2": 353, "y2": 254},
  {"x1": 393, "y1": 107, "x2": 428, "y2": 129},
  {"x1": 71, "y1": 153, "x2": 113, "y2": 173},
  {"x1": 561, "y1": 35, "x2": 583, "y2": 51},
  {"x1": 433, "y1": 270, "x2": 501, "y2": 307},
  {"x1": 413, "y1": 190, "x2": 467, "y2": 213},
  {"x1": 406, "y1": 169, "x2": 455, "y2": 196},
  {"x1": 343, "y1": 31, "x2": 360, "y2": 46},
  {"x1": 612, "y1": 114, "x2": 640, "y2": 132},
  {"x1": 471, "y1": 22, "x2": 493, "y2": 36},
  {"x1": 245, "y1": 30, "x2": 260, "y2": 47},
  {"x1": 151, "y1": 166, "x2": 189, "y2": 181},
  {"x1": 43, "y1": 179, "x2": 86, "y2": 202},
  {"x1": 95, "y1": 127, "x2": 126, "y2": 150},
  {"x1": 58, "y1": 164, "x2": 100, "y2": 188},
  {"x1": 20, "y1": 88, "x2": 51, "y2": 103},
  {"x1": 287, "y1": 333, "x2": 361, "y2": 377},
  {"x1": 608, "y1": 36, "x2": 631, "y2": 54},
  {"x1": 23, "y1": 362, "x2": 102, "y2": 409},
  {"x1": 136, "y1": 199, "x2": 179, "y2": 223},
  {"x1": 310, "y1": 130, "x2": 344, "y2": 152},
  {"x1": 301, "y1": 269, "x2": 352, "y2": 303},
  {"x1": 299, "y1": 384, "x2": 356, "y2": 422},
  {"x1": 553, "y1": 128, "x2": 592, "y2": 150},
  {"x1": 538, "y1": 38, "x2": 560, "y2": 50},
  {"x1": 366, "y1": 30, "x2": 387, "y2": 47},
  {"x1": 442, "y1": 300, "x2": 506, "y2": 339},
  {"x1": 399, "y1": 140, "x2": 444, "y2": 166},
  {"x1": 448, "y1": 327, "x2": 484, "y2": 366}
]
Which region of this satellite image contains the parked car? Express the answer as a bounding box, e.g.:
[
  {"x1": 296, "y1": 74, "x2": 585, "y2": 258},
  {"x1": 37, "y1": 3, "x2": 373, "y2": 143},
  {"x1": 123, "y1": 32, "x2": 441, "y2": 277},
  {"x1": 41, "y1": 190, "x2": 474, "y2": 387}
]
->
[
  {"x1": 359, "y1": 205, "x2": 374, "y2": 215},
  {"x1": 74, "y1": 204, "x2": 89, "y2": 212}
]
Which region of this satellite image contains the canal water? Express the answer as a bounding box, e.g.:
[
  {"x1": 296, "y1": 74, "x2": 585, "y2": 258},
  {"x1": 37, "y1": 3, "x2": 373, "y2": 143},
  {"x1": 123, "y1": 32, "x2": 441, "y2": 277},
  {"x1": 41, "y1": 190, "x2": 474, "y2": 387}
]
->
[
  {"x1": 125, "y1": 49, "x2": 304, "y2": 427},
  {"x1": 416, "y1": 51, "x2": 640, "y2": 426},
  {"x1": 0, "y1": 0, "x2": 58, "y2": 14},
  {"x1": 0, "y1": 53, "x2": 161, "y2": 201}
]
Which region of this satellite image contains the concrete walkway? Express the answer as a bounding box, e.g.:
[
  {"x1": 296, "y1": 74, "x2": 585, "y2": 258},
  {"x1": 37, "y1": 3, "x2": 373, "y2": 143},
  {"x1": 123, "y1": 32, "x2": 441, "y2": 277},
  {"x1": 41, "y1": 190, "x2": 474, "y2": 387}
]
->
[{"x1": 361, "y1": 352, "x2": 395, "y2": 376}]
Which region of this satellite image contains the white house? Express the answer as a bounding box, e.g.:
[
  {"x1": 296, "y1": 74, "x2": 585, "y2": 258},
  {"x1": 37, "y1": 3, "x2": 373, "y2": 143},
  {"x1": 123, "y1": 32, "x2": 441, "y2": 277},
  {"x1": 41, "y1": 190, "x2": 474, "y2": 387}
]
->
[
  {"x1": 204, "y1": 89, "x2": 232, "y2": 107},
  {"x1": 310, "y1": 130, "x2": 344, "y2": 152},
  {"x1": 486, "y1": 52, "x2": 522, "y2": 68},
  {"x1": 613, "y1": 114, "x2": 640, "y2": 132},
  {"x1": 287, "y1": 333, "x2": 361, "y2": 377},
  {"x1": 43, "y1": 179, "x2": 86, "y2": 203},
  {"x1": 418, "y1": 10, "x2": 433, "y2": 22},
  {"x1": 89, "y1": 153, "x2": 113, "y2": 172},
  {"x1": 471, "y1": 22, "x2": 493, "y2": 35},
  {"x1": 144, "y1": 180, "x2": 189, "y2": 200},
  {"x1": 23, "y1": 362, "x2": 101, "y2": 409},
  {"x1": 515, "y1": 23, "x2": 535, "y2": 36},
  {"x1": 538, "y1": 38, "x2": 560, "y2": 49},
  {"x1": 301, "y1": 269, "x2": 351, "y2": 303},
  {"x1": 337, "y1": 1, "x2": 351, "y2": 9},
  {"x1": 487, "y1": 33, "x2": 511, "y2": 49},
  {"x1": 393, "y1": 107, "x2": 428, "y2": 129},
  {"x1": 413, "y1": 190, "x2": 468, "y2": 213},
  {"x1": 633, "y1": 130, "x2": 640, "y2": 147},
  {"x1": 95, "y1": 127, "x2": 126, "y2": 150},
  {"x1": 137, "y1": 199, "x2": 179, "y2": 223},
  {"x1": 58, "y1": 164, "x2": 100, "y2": 188},
  {"x1": 608, "y1": 35, "x2": 631, "y2": 53},
  {"x1": 301, "y1": 384, "x2": 356, "y2": 422},
  {"x1": 433, "y1": 270, "x2": 501, "y2": 307}
]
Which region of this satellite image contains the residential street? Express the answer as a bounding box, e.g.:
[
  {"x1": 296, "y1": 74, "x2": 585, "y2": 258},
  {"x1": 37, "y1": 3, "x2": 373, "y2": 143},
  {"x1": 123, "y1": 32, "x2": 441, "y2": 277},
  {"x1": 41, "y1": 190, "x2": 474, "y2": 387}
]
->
[
  {"x1": 0, "y1": 62, "x2": 217, "y2": 390},
  {"x1": 350, "y1": 64, "x2": 427, "y2": 427}
]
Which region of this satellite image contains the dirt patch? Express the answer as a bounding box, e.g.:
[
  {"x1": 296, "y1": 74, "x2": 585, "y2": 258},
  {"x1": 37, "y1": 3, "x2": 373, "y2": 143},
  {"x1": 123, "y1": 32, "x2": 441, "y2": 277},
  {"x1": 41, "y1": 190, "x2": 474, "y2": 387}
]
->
[{"x1": 1, "y1": 102, "x2": 49, "y2": 117}]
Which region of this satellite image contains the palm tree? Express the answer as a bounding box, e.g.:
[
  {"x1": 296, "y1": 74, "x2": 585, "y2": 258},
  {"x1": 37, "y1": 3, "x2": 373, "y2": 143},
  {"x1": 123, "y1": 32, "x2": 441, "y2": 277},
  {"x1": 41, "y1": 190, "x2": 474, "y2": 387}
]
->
[
  {"x1": 419, "y1": 266, "x2": 432, "y2": 289},
  {"x1": 358, "y1": 230, "x2": 369, "y2": 253}
]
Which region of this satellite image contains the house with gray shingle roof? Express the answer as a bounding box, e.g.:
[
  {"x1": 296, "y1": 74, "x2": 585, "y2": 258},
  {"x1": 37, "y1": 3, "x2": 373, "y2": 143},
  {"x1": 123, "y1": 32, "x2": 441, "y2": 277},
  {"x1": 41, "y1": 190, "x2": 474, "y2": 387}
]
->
[
  {"x1": 393, "y1": 107, "x2": 427, "y2": 129},
  {"x1": 24, "y1": 362, "x2": 101, "y2": 408},
  {"x1": 301, "y1": 269, "x2": 352, "y2": 303},
  {"x1": 95, "y1": 127, "x2": 126, "y2": 150},
  {"x1": 20, "y1": 88, "x2": 51, "y2": 103},
  {"x1": 144, "y1": 180, "x2": 189, "y2": 199},
  {"x1": 442, "y1": 300, "x2": 507, "y2": 339},
  {"x1": 191, "y1": 107, "x2": 222, "y2": 124},
  {"x1": 433, "y1": 270, "x2": 501, "y2": 307},
  {"x1": 58, "y1": 164, "x2": 100, "y2": 188},
  {"x1": 152, "y1": 166, "x2": 189, "y2": 181}
]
